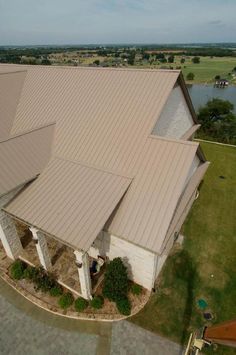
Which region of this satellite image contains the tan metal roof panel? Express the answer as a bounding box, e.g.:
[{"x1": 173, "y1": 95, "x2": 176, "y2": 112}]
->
[
  {"x1": 107, "y1": 136, "x2": 199, "y2": 253},
  {"x1": 5, "y1": 158, "x2": 131, "y2": 251},
  {"x1": 9, "y1": 66, "x2": 179, "y2": 176},
  {"x1": 0, "y1": 124, "x2": 54, "y2": 196},
  {"x1": 0, "y1": 71, "x2": 26, "y2": 140}
]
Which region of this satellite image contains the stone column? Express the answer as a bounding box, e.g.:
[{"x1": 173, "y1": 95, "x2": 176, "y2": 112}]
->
[
  {"x1": 30, "y1": 227, "x2": 52, "y2": 270},
  {"x1": 0, "y1": 211, "x2": 23, "y2": 260},
  {"x1": 74, "y1": 250, "x2": 92, "y2": 300}
]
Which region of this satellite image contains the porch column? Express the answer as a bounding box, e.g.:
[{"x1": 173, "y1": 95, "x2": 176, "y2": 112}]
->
[
  {"x1": 74, "y1": 250, "x2": 92, "y2": 300},
  {"x1": 29, "y1": 227, "x2": 52, "y2": 270},
  {"x1": 0, "y1": 211, "x2": 23, "y2": 260}
]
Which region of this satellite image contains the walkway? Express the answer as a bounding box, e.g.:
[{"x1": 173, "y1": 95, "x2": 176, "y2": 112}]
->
[{"x1": 0, "y1": 278, "x2": 182, "y2": 355}]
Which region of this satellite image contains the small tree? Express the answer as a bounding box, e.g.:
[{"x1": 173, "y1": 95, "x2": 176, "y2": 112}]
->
[
  {"x1": 168, "y1": 55, "x2": 175, "y2": 63},
  {"x1": 187, "y1": 72, "x2": 195, "y2": 80},
  {"x1": 180, "y1": 58, "x2": 185, "y2": 64},
  {"x1": 103, "y1": 258, "x2": 129, "y2": 302},
  {"x1": 215, "y1": 75, "x2": 221, "y2": 80},
  {"x1": 58, "y1": 292, "x2": 74, "y2": 309},
  {"x1": 75, "y1": 297, "x2": 89, "y2": 312},
  {"x1": 192, "y1": 56, "x2": 200, "y2": 64},
  {"x1": 93, "y1": 59, "x2": 100, "y2": 66}
]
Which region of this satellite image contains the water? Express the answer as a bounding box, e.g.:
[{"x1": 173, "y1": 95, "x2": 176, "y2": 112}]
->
[{"x1": 187, "y1": 84, "x2": 236, "y2": 114}]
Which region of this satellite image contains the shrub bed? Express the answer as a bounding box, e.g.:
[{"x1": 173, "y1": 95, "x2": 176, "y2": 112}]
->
[
  {"x1": 74, "y1": 297, "x2": 89, "y2": 312},
  {"x1": 116, "y1": 297, "x2": 131, "y2": 316},
  {"x1": 58, "y1": 292, "x2": 74, "y2": 309},
  {"x1": 10, "y1": 259, "x2": 26, "y2": 280},
  {"x1": 90, "y1": 295, "x2": 104, "y2": 309},
  {"x1": 130, "y1": 283, "x2": 142, "y2": 296}
]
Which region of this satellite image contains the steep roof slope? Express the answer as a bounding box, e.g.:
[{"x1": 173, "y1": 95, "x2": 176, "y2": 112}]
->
[
  {"x1": 0, "y1": 64, "x2": 205, "y2": 254},
  {"x1": 6, "y1": 158, "x2": 131, "y2": 251},
  {"x1": 0, "y1": 70, "x2": 26, "y2": 140},
  {"x1": 0, "y1": 124, "x2": 54, "y2": 196}
]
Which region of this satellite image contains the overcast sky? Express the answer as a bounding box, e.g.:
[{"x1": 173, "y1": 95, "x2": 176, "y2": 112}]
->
[{"x1": 0, "y1": 0, "x2": 236, "y2": 45}]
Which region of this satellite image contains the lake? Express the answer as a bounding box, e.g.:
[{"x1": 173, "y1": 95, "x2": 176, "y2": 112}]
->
[{"x1": 187, "y1": 84, "x2": 236, "y2": 114}]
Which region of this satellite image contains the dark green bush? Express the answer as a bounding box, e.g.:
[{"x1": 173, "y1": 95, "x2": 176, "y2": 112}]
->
[
  {"x1": 74, "y1": 297, "x2": 89, "y2": 312},
  {"x1": 90, "y1": 295, "x2": 104, "y2": 309},
  {"x1": 58, "y1": 292, "x2": 74, "y2": 309},
  {"x1": 130, "y1": 283, "x2": 142, "y2": 296},
  {"x1": 10, "y1": 260, "x2": 26, "y2": 280},
  {"x1": 23, "y1": 265, "x2": 39, "y2": 281},
  {"x1": 116, "y1": 297, "x2": 131, "y2": 316},
  {"x1": 33, "y1": 268, "x2": 57, "y2": 292},
  {"x1": 49, "y1": 285, "x2": 63, "y2": 297},
  {"x1": 103, "y1": 258, "x2": 129, "y2": 302}
]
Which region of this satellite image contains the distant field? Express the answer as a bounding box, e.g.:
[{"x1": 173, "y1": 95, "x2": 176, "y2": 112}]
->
[{"x1": 138, "y1": 56, "x2": 236, "y2": 84}]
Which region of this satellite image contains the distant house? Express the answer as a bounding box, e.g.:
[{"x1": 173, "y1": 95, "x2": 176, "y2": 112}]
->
[{"x1": 0, "y1": 65, "x2": 209, "y2": 300}]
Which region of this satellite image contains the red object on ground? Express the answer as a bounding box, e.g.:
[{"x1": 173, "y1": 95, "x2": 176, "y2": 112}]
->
[{"x1": 204, "y1": 319, "x2": 236, "y2": 348}]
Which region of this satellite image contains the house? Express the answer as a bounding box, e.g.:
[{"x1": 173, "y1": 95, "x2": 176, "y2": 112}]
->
[
  {"x1": 0, "y1": 64, "x2": 209, "y2": 300},
  {"x1": 215, "y1": 78, "x2": 229, "y2": 87}
]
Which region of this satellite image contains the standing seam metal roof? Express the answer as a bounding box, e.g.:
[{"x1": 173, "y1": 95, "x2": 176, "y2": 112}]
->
[{"x1": 1, "y1": 64, "x2": 205, "y2": 253}]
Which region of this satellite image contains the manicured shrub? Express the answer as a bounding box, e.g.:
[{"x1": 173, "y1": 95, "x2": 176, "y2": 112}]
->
[
  {"x1": 49, "y1": 285, "x2": 63, "y2": 297},
  {"x1": 74, "y1": 297, "x2": 89, "y2": 312},
  {"x1": 90, "y1": 295, "x2": 104, "y2": 309},
  {"x1": 10, "y1": 260, "x2": 26, "y2": 280},
  {"x1": 33, "y1": 268, "x2": 56, "y2": 292},
  {"x1": 103, "y1": 258, "x2": 129, "y2": 302},
  {"x1": 58, "y1": 292, "x2": 74, "y2": 309},
  {"x1": 130, "y1": 283, "x2": 142, "y2": 296},
  {"x1": 23, "y1": 265, "x2": 39, "y2": 281},
  {"x1": 116, "y1": 297, "x2": 131, "y2": 316}
]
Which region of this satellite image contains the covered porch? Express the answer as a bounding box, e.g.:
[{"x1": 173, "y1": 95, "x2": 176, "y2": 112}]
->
[{"x1": 0, "y1": 213, "x2": 106, "y2": 300}]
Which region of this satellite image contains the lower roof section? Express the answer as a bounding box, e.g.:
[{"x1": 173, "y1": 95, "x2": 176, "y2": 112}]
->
[
  {"x1": 0, "y1": 124, "x2": 54, "y2": 197},
  {"x1": 5, "y1": 158, "x2": 131, "y2": 251}
]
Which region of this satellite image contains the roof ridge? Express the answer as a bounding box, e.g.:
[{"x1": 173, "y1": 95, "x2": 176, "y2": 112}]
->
[
  {"x1": 53, "y1": 155, "x2": 133, "y2": 180},
  {"x1": 0, "y1": 122, "x2": 56, "y2": 144},
  {"x1": 0, "y1": 63, "x2": 181, "y2": 74},
  {"x1": 148, "y1": 134, "x2": 199, "y2": 147}
]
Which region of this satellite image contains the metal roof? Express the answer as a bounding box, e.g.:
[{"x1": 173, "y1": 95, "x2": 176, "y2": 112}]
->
[
  {"x1": 0, "y1": 124, "x2": 54, "y2": 197},
  {"x1": 0, "y1": 71, "x2": 26, "y2": 140},
  {"x1": 6, "y1": 158, "x2": 131, "y2": 251},
  {"x1": 0, "y1": 64, "x2": 206, "y2": 253},
  {"x1": 106, "y1": 136, "x2": 199, "y2": 252}
]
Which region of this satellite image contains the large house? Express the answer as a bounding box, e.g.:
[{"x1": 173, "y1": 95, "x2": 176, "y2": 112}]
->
[{"x1": 0, "y1": 64, "x2": 209, "y2": 300}]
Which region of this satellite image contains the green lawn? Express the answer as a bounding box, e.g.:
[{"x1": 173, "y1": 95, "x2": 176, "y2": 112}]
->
[
  {"x1": 135, "y1": 56, "x2": 236, "y2": 85},
  {"x1": 130, "y1": 142, "x2": 236, "y2": 354}
]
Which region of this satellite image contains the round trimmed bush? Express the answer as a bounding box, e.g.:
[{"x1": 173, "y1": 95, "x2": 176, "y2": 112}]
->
[
  {"x1": 130, "y1": 283, "x2": 142, "y2": 296},
  {"x1": 90, "y1": 295, "x2": 104, "y2": 309},
  {"x1": 10, "y1": 260, "x2": 26, "y2": 280},
  {"x1": 49, "y1": 285, "x2": 63, "y2": 297},
  {"x1": 75, "y1": 297, "x2": 89, "y2": 312},
  {"x1": 58, "y1": 292, "x2": 74, "y2": 309},
  {"x1": 116, "y1": 297, "x2": 131, "y2": 316}
]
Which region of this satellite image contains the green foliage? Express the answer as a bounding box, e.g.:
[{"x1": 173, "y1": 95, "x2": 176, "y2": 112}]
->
[
  {"x1": 192, "y1": 56, "x2": 200, "y2": 64},
  {"x1": 93, "y1": 59, "x2": 100, "y2": 66},
  {"x1": 197, "y1": 98, "x2": 236, "y2": 144},
  {"x1": 186, "y1": 72, "x2": 195, "y2": 80},
  {"x1": 10, "y1": 260, "x2": 26, "y2": 280},
  {"x1": 180, "y1": 58, "x2": 185, "y2": 64},
  {"x1": 168, "y1": 55, "x2": 174, "y2": 63},
  {"x1": 74, "y1": 297, "x2": 88, "y2": 312},
  {"x1": 215, "y1": 75, "x2": 220, "y2": 80},
  {"x1": 131, "y1": 283, "x2": 142, "y2": 295},
  {"x1": 33, "y1": 267, "x2": 57, "y2": 292},
  {"x1": 90, "y1": 295, "x2": 104, "y2": 309},
  {"x1": 103, "y1": 258, "x2": 129, "y2": 302},
  {"x1": 116, "y1": 297, "x2": 131, "y2": 316},
  {"x1": 58, "y1": 292, "x2": 74, "y2": 309},
  {"x1": 23, "y1": 265, "x2": 39, "y2": 280},
  {"x1": 49, "y1": 285, "x2": 63, "y2": 297}
]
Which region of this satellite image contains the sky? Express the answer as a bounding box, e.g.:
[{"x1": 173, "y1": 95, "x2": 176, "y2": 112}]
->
[{"x1": 0, "y1": 0, "x2": 236, "y2": 45}]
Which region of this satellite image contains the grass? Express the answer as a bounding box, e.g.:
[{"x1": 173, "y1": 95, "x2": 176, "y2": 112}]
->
[
  {"x1": 136, "y1": 56, "x2": 236, "y2": 84},
  {"x1": 130, "y1": 142, "x2": 236, "y2": 354}
]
